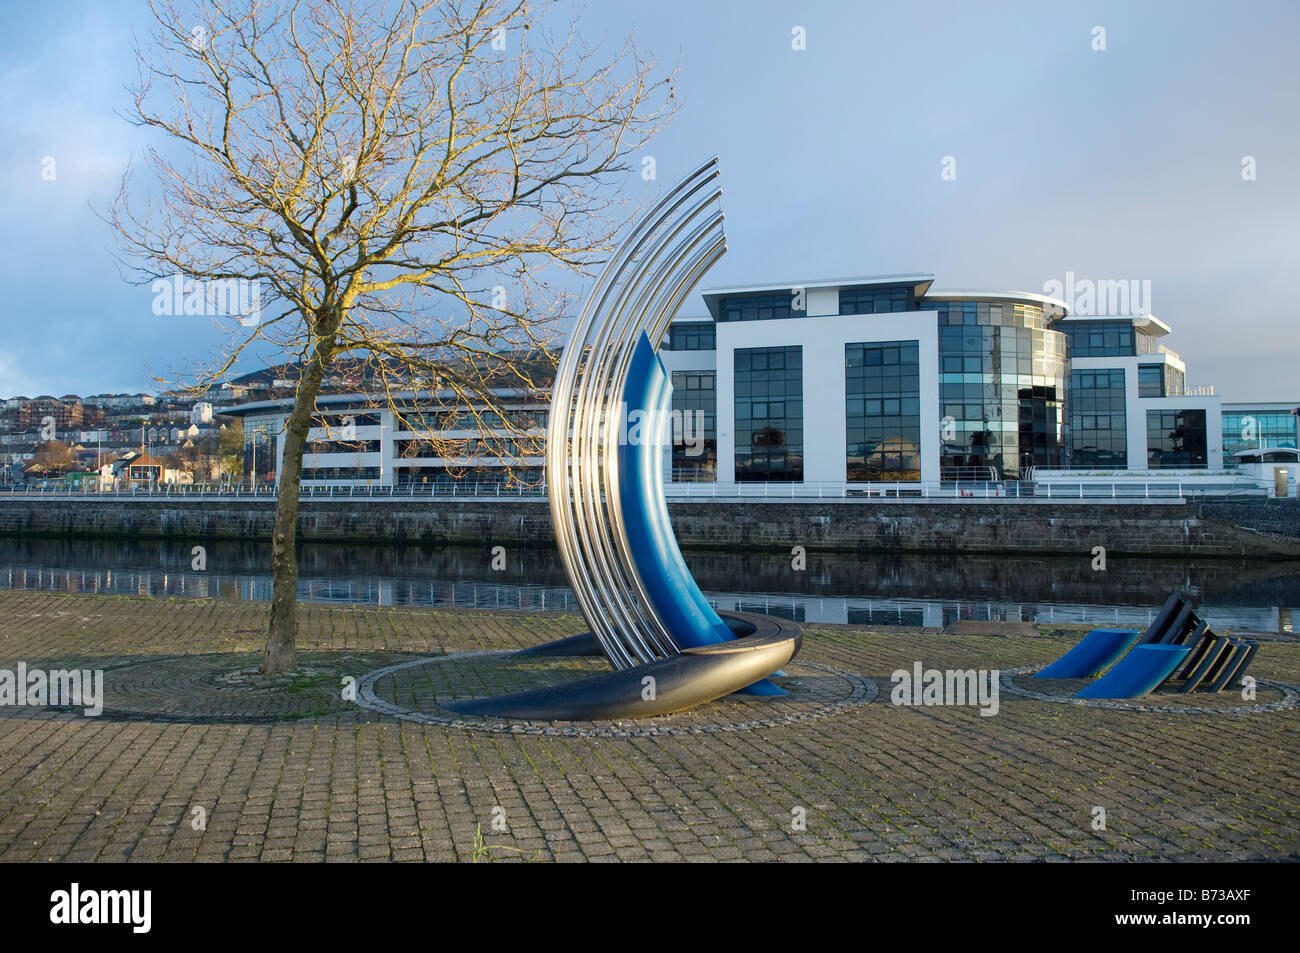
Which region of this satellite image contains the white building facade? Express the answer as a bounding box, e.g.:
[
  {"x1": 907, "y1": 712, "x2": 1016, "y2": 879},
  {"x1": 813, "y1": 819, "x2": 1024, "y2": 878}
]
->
[
  {"x1": 223, "y1": 272, "x2": 1241, "y2": 491},
  {"x1": 230, "y1": 394, "x2": 547, "y2": 488},
  {"x1": 1058, "y1": 314, "x2": 1223, "y2": 472}
]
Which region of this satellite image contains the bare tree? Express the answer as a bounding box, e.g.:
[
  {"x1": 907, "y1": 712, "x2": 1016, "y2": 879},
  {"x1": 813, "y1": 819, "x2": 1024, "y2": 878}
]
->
[
  {"x1": 217, "y1": 419, "x2": 244, "y2": 479},
  {"x1": 110, "y1": 0, "x2": 675, "y2": 672},
  {"x1": 31, "y1": 440, "x2": 76, "y2": 474}
]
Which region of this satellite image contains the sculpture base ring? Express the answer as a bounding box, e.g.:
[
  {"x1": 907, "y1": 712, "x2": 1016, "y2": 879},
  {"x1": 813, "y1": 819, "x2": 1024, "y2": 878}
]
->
[{"x1": 442, "y1": 610, "x2": 800, "y2": 720}]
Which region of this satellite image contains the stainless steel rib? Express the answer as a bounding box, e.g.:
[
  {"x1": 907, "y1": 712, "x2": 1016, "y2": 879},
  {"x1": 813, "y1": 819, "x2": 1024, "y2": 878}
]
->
[{"x1": 545, "y1": 157, "x2": 726, "y2": 669}]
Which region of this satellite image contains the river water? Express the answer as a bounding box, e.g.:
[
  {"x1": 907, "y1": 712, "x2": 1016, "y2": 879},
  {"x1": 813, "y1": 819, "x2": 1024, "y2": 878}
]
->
[{"x1": 1, "y1": 537, "x2": 1297, "y2": 635}]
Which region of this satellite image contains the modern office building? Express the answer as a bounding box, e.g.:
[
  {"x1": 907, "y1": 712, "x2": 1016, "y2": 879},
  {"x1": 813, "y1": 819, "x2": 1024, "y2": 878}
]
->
[
  {"x1": 223, "y1": 272, "x2": 1241, "y2": 489},
  {"x1": 1054, "y1": 313, "x2": 1222, "y2": 472},
  {"x1": 229, "y1": 391, "x2": 547, "y2": 487},
  {"x1": 661, "y1": 273, "x2": 1221, "y2": 485},
  {"x1": 1221, "y1": 401, "x2": 1299, "y2": 462}
]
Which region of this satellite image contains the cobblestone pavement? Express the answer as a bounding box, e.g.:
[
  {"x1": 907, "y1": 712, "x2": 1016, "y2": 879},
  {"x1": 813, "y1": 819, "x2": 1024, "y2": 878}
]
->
[{"x1": 1, "y1": 590, "x2": 1297, "y2": 862}]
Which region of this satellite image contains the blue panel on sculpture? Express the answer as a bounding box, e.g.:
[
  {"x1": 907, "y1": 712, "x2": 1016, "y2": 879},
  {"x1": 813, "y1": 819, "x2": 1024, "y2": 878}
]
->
[
  {"x1": 1035, "y1": 627, "x2": 1140, "y2": 679},
  {"x1": 1075, "y1": 644, "x2": 1190, "y2": 699},
  {"x1": 618, "y1": 333, "x2": 783, "y2": 695}
]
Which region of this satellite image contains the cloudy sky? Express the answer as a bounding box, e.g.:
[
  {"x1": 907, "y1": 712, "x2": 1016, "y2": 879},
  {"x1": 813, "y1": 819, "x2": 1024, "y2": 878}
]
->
[{"x1": 2, "y1": 0, "x2": 1297, "y2": 400}]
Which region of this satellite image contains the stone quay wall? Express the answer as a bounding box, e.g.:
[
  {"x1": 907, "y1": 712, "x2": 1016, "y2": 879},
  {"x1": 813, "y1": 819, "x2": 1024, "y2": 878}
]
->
[{"x1": 0, "y1": 496, "x2": 1295, "y2": 558}]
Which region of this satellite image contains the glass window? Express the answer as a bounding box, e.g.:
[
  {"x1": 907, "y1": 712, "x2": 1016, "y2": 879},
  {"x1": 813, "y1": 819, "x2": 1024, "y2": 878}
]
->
[
  {"x1": 301, "y1": 466, "x2": 382, "y2": 481},
  {"x1": 665, "y1": 322, "x2": 716, "y2": 351},
  {"x1": 718, "y1": 293, "x2": 798, "y2": 322},
  {"x1": 1138, "y1": 364, "x2": 1164, "y2": 398},
  {"x1": 734, "y1": 347, "x2": 803, "y2": 481},
  {"x1": 1061, "y1": 320, "x2": 1139, "y2": 358},
  {"x1": 1147, "y1": 409, "x2": 1208, "y2": 469},
  {"x1": 839, "y1": 286, "x2": 914, "y2": 315},
  {"x1": 1164, "y1": 365, "x2": 1185, "y2": 397},
  {"x1": 671, "y1": 370, "x2": 716, "y2": 482},
  {"x1": 936, "y1": 310, "x2": 1067, "y2": 478},
  {"x1": 1221, "y1": 409, "x2": 1298, "y2": 461},
  {"x1": 845, "y1": 341, "x2": 921, "y2": 482}
]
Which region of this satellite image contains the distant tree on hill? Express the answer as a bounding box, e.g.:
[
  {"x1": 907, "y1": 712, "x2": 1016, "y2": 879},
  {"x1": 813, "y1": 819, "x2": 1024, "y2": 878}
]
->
[
  {"x1": 31, "y1": 441, "x2": 75, "y2": 474},
  {"x1": 176, "y1": 437, "x2": 214, "y2": 481}
]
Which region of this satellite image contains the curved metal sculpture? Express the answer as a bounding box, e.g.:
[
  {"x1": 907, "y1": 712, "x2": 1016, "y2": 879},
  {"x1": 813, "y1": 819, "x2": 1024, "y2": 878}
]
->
[{"x1": 447, "y1": 157, "x2": 800, "y2": 720}]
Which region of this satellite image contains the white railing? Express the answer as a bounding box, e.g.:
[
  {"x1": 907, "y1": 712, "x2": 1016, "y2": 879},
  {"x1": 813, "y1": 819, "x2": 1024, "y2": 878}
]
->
[
  {"x1": 1026, "y1": 467, "x2": 1240, "y2": 480},
  {"x1": 666, "y1": 480, "x2": 929, "y2": 500},
  {"x1": 0, "y1": 482, "x2": 548, "y2": 500},
  {"x1": 662, "y1": 480, "x2": 1242, "y2": 501},
  {"x1": 1184, "y1": 383, "x2": 1216, "y2": 396},
  {"x1": 0, "y1": 476, "x2": 1266, "y2": 502}
]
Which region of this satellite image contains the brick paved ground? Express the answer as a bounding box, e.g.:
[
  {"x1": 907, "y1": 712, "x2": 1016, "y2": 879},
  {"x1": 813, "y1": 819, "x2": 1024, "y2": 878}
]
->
[{"x1": 0, "y1": 589, "x2": 1296, "y2": 862}]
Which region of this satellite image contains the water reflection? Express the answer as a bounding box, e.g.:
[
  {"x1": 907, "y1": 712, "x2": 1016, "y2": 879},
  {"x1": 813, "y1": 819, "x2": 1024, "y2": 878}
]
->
[{"x1": 1, "y1": 537, "x2": 1296, "y2": 634}]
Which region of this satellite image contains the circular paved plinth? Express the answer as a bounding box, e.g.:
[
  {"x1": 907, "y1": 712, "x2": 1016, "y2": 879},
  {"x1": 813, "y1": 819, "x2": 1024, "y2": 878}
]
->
[
  {"x1": 14, "y1": 652, "x2": 1293, "y2": 727},
  {"x1": 0, "y1": 652, "x2": 428, "y2": 724},
  {"x1": 1000, "y1": 665, "x2": 1300, "y2": 715},
  {"x1": 356, "y1": 651, "x2": 877, "y2": 736}
]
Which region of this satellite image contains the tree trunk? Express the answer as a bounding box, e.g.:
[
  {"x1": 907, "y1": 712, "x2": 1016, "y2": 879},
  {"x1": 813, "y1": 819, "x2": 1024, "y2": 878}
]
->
[{"x1": 262, "y1": 329, "x2": 337, "y2": 674}]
